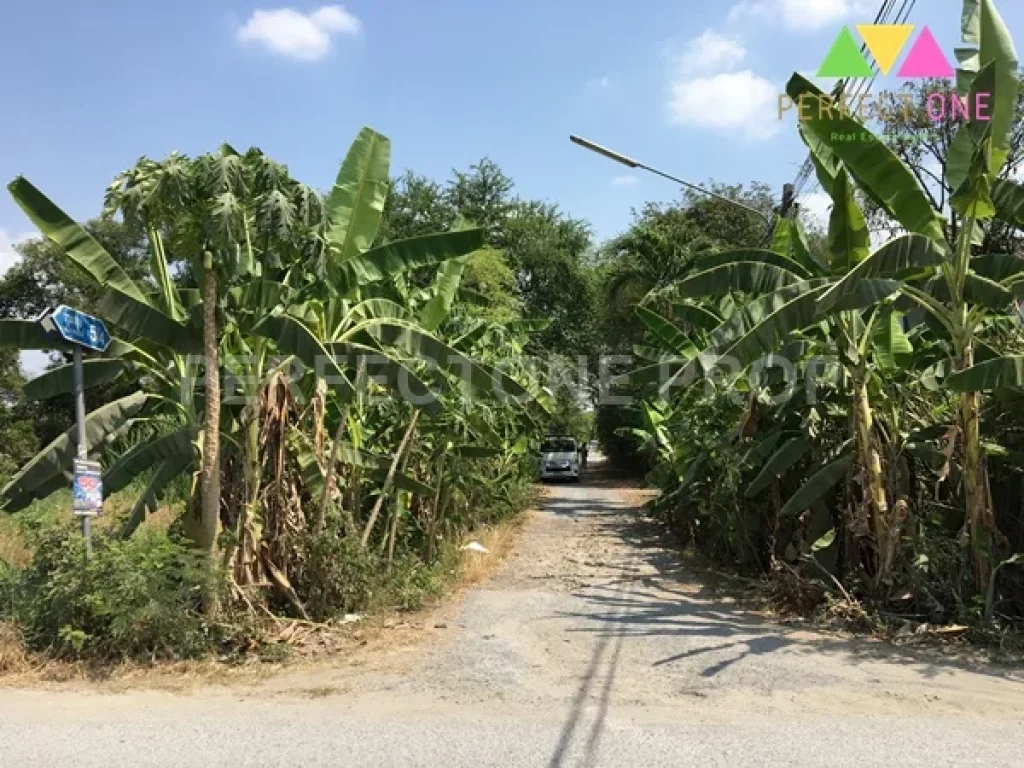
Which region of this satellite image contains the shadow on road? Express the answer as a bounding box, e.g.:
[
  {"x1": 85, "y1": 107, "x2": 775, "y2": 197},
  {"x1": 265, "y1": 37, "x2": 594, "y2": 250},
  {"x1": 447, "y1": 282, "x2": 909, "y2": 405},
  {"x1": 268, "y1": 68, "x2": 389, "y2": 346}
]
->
[
  {"x1": 547, "y1": 572, "x2": 630, "y2": 768},
  {"x1": 551, "y1": 471, "x2": 1024, "y2": 695},
  {"x1": 539, "y1": 460, "x2": 1024, "y2": 765}
]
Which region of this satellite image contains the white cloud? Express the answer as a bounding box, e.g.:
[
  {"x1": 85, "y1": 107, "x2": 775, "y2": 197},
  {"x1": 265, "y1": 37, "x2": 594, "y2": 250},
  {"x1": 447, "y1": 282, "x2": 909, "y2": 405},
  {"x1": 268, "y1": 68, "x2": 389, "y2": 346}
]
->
[
  {"x1": 587, "y1": 76, "x2": 612, "y2": 90},
  {"x1": 728, "y1": 0, "x2": 867, "y2": 34},
  {"x1": 20, "y1": 351, "x2": 51, "y2": 378},
  {"x1": 237, "y1": 5, "x2": 361, "y2": 61},
  {"x1": 799, "y1": 190, "x2": 833, "y2": 226},
  {"x1": 0, "y1": 230, "x2": 33, "y2": 278},
  {"x1": 668, "y1": 70, "x2": 780, "y2": 140},
  {"x1": 680, "y1": 30, "x2": 746, "y2": 74},
  {"x1": 611, "y1": 174, "x2": 639, "y2": 188}
]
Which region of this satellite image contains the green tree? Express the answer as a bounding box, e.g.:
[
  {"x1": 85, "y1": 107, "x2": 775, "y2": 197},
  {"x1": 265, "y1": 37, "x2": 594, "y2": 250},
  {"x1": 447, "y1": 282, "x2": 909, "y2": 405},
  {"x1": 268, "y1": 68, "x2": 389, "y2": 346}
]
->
[
  {"x1": 379, "y1": 160, "x2": 598, "y2": 360},
  {"x1": 0, "y1": 349, "x2": 36, "y2": 484}
]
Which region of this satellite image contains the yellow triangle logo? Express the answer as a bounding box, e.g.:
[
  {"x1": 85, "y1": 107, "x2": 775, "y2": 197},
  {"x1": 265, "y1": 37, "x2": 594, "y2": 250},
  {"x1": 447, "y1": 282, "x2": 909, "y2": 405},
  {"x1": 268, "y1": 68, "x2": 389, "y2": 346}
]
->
[{"x1": 857, "y1": 24, "x2": 915, "y2": 75}]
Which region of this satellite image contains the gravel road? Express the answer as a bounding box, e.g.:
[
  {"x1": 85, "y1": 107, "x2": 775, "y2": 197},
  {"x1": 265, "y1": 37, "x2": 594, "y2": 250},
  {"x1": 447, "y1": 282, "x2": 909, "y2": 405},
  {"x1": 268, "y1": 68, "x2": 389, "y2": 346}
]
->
[{"x1": 2, "y1": 457, "x2": 1023, "y2": 766}]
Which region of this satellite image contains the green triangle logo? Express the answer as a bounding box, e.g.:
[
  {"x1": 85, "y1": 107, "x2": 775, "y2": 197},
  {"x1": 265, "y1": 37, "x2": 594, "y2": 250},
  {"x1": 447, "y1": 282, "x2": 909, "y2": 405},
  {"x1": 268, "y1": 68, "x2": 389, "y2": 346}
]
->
[{"x1": 817, "y1": 26, "x2": 874, "y2": 78}]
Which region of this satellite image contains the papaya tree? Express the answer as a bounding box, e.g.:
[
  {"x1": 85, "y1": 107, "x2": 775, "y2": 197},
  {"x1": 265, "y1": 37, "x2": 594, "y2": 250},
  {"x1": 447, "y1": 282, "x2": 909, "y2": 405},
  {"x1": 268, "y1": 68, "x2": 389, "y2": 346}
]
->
[{"x1": 0, "y1": 129, "x2": 497, "y2": 557}]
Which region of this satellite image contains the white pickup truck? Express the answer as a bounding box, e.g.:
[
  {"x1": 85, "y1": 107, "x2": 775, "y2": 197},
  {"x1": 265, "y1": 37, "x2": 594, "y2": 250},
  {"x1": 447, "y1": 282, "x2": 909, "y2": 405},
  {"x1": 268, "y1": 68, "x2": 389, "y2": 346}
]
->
[{"x1": 538, "y1": 436, "x2": 580, "y2": 482}]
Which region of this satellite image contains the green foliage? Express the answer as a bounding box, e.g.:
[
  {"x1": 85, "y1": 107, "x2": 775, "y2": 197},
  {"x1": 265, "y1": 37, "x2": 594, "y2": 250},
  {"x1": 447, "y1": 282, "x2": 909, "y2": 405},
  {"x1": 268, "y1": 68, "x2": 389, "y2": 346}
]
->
[
  {"x1": 596, "y1": 0, "x2": 1024, "y2": 635},
  {"x1": 7, "y1": 525, "x2": 231, "y2": 661},
  {"x1": 378, "y1": 160, "x2": 597, "y2": 359},
  {"x1": 594, "y1": 185, "x2": 776, "y2": 468},
  {"x1": 297, "y1": 527, "x2": 378, "y2": 620},
  {"x1": 0, "y1": 350, "x2": 37, "y2": 487}
]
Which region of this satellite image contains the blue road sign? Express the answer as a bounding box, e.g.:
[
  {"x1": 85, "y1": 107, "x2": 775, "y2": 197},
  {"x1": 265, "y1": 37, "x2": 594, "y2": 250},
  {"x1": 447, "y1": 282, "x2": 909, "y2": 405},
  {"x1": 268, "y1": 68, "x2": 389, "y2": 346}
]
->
[{"x1": 42, "y1": 305, "x2": 111, "y2": 352}]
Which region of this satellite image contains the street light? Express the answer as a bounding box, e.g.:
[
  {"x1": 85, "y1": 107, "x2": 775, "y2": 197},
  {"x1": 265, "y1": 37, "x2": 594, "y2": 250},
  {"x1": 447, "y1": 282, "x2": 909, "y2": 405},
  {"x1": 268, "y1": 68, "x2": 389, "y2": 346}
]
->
[{"x1": 569, "y1": 135, "x2": 776, "y2": 244}]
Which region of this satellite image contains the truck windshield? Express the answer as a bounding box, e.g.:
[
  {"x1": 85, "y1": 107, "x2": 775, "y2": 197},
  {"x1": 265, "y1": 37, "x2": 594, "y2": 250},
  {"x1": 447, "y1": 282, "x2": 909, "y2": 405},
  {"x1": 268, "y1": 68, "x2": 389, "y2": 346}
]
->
[{"x1": 541, "y1": 438, "x2": 576, "y2": 452}]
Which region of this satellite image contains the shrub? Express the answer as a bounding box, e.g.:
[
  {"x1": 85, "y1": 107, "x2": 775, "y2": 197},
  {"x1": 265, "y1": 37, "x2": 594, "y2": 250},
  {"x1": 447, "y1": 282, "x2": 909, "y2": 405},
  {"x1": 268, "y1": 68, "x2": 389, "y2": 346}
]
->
[
  {"x1": 297, "y1": 526, "x2": 378, "y2": 621},
  {"x1": 12, "y1": 524, "x2": 228, "y2": 661},
  {"x1": 378, "y1": 552, "x2": 447, "y2": 612}
]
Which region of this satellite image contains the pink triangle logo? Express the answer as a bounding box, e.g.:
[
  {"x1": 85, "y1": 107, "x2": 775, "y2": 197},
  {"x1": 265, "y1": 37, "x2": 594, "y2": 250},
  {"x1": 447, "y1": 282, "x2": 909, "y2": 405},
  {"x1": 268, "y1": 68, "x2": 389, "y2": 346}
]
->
[{"x1": 897, "y1": 26, "x2": 955, "y2": 78}]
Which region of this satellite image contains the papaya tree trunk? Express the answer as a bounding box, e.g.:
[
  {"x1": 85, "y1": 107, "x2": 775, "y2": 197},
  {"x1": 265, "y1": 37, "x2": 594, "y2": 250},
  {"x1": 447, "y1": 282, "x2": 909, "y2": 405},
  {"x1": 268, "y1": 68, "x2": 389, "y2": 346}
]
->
[{"x1": 198, "y1": 265, "x2": 221, "y2": 558}]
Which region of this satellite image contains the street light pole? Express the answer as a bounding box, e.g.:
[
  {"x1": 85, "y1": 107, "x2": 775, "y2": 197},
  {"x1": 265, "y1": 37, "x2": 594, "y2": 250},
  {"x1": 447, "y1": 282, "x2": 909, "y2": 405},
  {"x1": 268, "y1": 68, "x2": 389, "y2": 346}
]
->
[{"x1": 569, "y1": 135, "x2": 776, "y2": 244}]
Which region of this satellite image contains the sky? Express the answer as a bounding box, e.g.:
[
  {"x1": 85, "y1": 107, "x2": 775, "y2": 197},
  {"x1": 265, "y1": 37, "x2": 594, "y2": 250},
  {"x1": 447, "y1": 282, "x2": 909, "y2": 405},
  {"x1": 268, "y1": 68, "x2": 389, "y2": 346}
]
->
[{"x1": 1, "y1": 0, "x2": 1021, "y2": 282}]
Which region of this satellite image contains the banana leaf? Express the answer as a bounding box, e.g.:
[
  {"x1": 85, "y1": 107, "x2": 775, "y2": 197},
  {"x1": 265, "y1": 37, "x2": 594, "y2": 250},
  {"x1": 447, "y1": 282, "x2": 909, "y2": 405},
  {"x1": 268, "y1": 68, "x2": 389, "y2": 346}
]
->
[
  {"x1": 945, "y1": 356, "x2": 1024, "y2": 391},
  {"x1": 23, "y1": 359, "x2": 127, "y2": 400},
  {"x1": 103, "y1": 427, "x2": 198, "y2": 495},
  {"x1": 352, "y1": 319, "x2": 533, "y2": 403},
  {"x1": 674, "y1": 261, "x2": 806, "y2": 298},
  {"x1": 979, "y1": 0, "x2": 1020, "y2": 174},
  {"x1": 817, "y1": 234, "x2": 946, "y2": 313},
  {"x1": 692, "y1": 249, "x2": 814, "y2": 280},
  {"x1": 420, "y1": 256, "x2": 469, "y2": 332},
  {"x1": 746, "y1": 436, "x2": 811, "y2": 498},
  {"x1": 326, "y1": 127, "x2": 391, "y2": 262},
  {"x1": 828, "y1": 170, "x2": 870, "y2": 274},
  {"x1": 0, "y1": 319, "x2": 69, "y2": 350},
  {"x1": 779, "y1": 454, "x2": 853, "y2": 517},
  {"x1": 670, "y1": 302, "x2": 722, "y2": 332},
  {"x1": 635, "y1": 307, "x2": 694, "y2": 356},
  {"x1": 333, "y1": 229, "x2": 484, "y2": 295},
  {"x1": 328, "y1": 342, "x2": 443, "y2": 415},
  {"x1": 972, "y1": 252, "x2": 1024, "y2": 283},
  {"x1": 254, "y1": 313, "x2": 356, "y2": 402},
  {"x1": 96, "y1": 291, "x2": 200, "y2": 354},
  {"x1": 871, "y1": 309, "x2": 913, "y2": 371},
  {"x1": 347, "y1": 298, "x2": 411, "y2": 323},
  {"x1": 8, "y1": 177, "x2": 151, "y2": 305},
  {"x1": 785, "y1": 75, "x2": 947, "y2": 243},
  {"x1": 1, "y1": 392, "x2": 152, "y2": 511},
  {"x1": 120, "y1": 453, "x2": 194, "y2": 538}
]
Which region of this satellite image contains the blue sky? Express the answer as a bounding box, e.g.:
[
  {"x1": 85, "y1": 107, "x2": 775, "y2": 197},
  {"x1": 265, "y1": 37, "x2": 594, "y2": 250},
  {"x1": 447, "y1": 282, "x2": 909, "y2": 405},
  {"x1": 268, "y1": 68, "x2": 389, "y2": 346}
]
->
[{"x1": 1, "y1": 0, "x2": 1020, "y2": 277}]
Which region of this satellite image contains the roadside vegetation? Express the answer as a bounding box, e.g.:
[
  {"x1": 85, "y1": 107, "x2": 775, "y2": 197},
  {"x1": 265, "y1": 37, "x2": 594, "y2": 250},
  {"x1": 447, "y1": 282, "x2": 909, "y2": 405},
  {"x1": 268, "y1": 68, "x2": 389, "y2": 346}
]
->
[
  {"x1": 2, "y1": 0, "x2": 1021, "y2": 669},
  {"x1": 600, "y1": 0, "x2": 1024, "y2": 648},
  {"x1": 0, "y1": 130, "x2": 593, "y2": 665}
]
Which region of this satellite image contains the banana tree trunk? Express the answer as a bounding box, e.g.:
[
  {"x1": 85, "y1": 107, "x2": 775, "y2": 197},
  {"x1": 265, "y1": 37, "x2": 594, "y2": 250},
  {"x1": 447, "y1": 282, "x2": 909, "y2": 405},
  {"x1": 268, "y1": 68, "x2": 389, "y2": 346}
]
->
[
  {"x1": 386, "y1": 448, "x2": 415, "y2": 567},
  {"x1": 361, "y1": 411, "x2": 420, "y2": 548},
  {"x1": 196, "y1": 265, "x2": 221, "y2": 558},
  {"x1": 427, "y1": 455, "x2": 444, "y2": 563},
  {"x1": 959, "y1": 343, "x2": 995, "y2": 590},
  {"x1": 231, "y1": 412, "x2": 261, "y2": 582},
  {"x1": 852, "y1": 374, "x2": 889, "y2": 582},
  {"x1": 317, "y1": 409, "x2": 357, "y2": 535}
]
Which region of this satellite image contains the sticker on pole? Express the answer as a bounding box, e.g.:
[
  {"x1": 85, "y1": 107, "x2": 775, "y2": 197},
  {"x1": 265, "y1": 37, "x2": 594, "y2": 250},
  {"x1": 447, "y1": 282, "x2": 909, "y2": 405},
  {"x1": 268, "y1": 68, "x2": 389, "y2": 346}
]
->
[{"x1": 73, "y1": 459, "x2": 103, "y2": 516}]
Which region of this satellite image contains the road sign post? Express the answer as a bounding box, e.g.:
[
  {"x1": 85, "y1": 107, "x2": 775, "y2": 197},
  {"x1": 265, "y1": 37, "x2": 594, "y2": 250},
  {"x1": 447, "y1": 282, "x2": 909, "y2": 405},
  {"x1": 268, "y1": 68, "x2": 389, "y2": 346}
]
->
[{"x1": 40, "y1": 306, "x2": 111, "y2": 557}]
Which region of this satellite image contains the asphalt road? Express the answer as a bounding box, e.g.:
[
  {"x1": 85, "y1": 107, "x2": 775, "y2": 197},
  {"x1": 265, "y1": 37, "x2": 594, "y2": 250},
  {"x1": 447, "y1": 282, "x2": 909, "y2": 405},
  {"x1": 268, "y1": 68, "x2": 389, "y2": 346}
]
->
[{"x1": 2, "y1": 459, "x2": 1023, "y2": 767}]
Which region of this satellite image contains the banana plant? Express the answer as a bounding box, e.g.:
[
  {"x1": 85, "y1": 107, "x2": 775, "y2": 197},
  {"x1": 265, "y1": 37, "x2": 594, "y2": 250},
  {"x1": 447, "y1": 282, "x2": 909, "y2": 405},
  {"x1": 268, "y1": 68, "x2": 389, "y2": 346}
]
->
[
  {"x1": 783, "y1": 0, "x2": 1021, "y2": 588},
  {"x1": 629, "y1": 171, "x2": 932, "y2": 586},
  {"x1": 0, "y1": 128, "x2": 503, "y2": 546}
]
